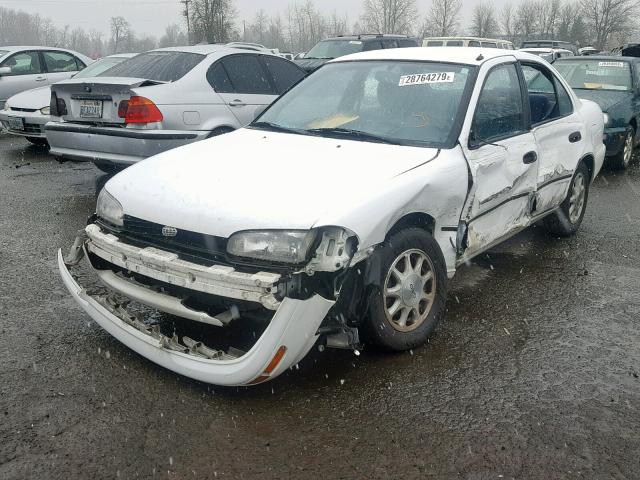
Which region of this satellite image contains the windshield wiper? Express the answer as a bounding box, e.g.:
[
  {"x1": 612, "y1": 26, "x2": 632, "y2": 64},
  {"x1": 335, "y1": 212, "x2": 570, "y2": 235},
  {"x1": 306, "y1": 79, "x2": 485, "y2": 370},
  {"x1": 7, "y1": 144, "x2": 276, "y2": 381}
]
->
[
  {"x1": 250, "y1": 121, "x2": 309, "y2": 135},
  {"x1": 306, "y1": 127, "x2": 399, "y2": 145}
]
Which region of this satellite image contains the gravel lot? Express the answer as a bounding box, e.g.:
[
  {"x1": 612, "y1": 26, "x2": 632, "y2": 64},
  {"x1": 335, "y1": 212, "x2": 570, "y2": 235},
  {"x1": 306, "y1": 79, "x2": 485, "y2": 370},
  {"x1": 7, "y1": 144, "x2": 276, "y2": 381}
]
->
[{"x1": 1, "y1": 134, "x2": 639, "y2": 479}]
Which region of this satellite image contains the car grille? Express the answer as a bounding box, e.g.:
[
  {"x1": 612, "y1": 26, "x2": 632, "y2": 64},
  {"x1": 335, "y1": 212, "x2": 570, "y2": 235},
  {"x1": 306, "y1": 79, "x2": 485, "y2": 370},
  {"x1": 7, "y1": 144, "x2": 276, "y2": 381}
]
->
[
  {"x1": 10, "y1": 107, "x2": 38, "y2": 113},
  {"x1": 98, "y1": 216, "x2": 229, "y2": 266}
]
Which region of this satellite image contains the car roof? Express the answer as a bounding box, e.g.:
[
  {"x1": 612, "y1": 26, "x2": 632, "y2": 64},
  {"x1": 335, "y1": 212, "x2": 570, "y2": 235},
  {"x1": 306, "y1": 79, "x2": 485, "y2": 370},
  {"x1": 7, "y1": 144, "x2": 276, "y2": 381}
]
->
[
  {"x1": 554, "y1": 55, "x2": 639, "y2": 62},
  {"x1": 331, "y1": 46, "x2": 540, "y2": 66},
  {"x1": 148, "y1": 45, "x2": 279, "y2": 57},
  {"x1": 324, "y1": 34, "x2": 412, "y2": 41}
]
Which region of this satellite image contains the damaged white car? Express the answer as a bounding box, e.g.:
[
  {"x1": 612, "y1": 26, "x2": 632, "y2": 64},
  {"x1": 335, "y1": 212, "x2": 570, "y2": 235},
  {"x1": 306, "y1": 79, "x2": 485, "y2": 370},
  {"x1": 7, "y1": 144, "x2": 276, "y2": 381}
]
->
[{"x1": 59, "y1": 48, "x2": 605, "y2": 386}]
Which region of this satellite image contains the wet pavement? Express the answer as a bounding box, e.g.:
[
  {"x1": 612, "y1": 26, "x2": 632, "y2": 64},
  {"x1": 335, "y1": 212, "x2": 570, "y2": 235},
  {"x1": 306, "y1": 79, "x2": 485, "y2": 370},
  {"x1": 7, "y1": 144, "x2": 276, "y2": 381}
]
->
[{"x1": 0, "y1": 134, "x2": 639, "y2": 479}]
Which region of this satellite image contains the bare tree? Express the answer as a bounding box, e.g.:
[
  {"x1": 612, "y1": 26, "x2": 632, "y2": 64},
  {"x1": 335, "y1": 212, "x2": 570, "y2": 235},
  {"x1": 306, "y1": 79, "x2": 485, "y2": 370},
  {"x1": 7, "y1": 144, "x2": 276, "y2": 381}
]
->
[
  {"x1": 580, "y1": 0, "x2": 638, "y2": 49},
  {"x1": 361, "y1": 0, "x2": 418, "y2": 34},
  {"x1": 471, "y1": 2, "x2": 499, "y2": 38},
  {"x1": 500, "y1": 3, "x2": 517, "y2": 42},
  {"x1": 110, "y1": 16, "x2": 130, "y2": 53},
  {"x1": 538, "y1": 0, "x2": 561, "y2": 37},
  {"x1": 160, "y1": 24, "x2": 187, "y2": 48},
  {"x1": 423, "y1": 0, "x2": 462, "y2": 37},
  {"x1": 515, "y1": 0, "x2": 539, "y2": 39},
  {"x1": 189, "y1": 0, "x2": 236, "y2": 43}
]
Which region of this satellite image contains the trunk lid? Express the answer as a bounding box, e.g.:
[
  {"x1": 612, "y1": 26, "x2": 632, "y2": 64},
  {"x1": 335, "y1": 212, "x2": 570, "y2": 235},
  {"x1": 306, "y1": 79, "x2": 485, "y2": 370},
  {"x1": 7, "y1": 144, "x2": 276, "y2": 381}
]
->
[{"x1": 51, "y1": 77, "x2": 164, "y2": 125}]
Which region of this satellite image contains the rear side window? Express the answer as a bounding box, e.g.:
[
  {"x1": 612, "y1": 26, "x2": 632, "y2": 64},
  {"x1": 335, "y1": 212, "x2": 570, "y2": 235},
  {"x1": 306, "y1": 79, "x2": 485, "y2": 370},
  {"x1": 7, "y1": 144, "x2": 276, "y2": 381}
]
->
[
  {"x1": 0, "y1": 51, "x2": 42, "y2": 75},
  {"x1": 101, "y1": 51, "x2": 204, "y2": 82},
  {"x1": 472, "y1": 63, "x2": 525, "y2": 144},
  {"x1": 468, "y1": 40, "x2": 481, "y2": 47},
  {"x1": 207, "y1": 63, "x2": 233, "y2": 93},
  {"x1": 426, "y1": 41, "x2": 444, "y2": 47},
  {"x1": 447, "y1": 40, "x2": 463, "y2": 46},
  {"x1": 43, "y1": 51, "x2": 79, "y2": 73},
  {"x1": 363, "y1": 41, "x2": 383, "y2": 51},
  {"x1": 261, "y1": 56, "x2": 305, "y2": 94},
  {"x1": 381, "y1": 39, "x2": 398, "y2": 49},
  {"x1": 481, "y1": 42, "x2": 497, "y2": 48},
  {"x1": 397, "y1": 39, "x2": 417, "y2": 47},
  {"x1": 216, "y1": 54, "x2": 273, "y2": 94}
]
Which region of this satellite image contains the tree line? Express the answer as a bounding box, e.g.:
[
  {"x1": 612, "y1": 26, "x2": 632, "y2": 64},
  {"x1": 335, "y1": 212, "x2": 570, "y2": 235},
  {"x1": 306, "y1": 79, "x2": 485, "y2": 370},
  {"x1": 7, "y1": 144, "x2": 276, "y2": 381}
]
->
[{"x1": 1, "y1": 0, "x2": 638, "y2": 58}]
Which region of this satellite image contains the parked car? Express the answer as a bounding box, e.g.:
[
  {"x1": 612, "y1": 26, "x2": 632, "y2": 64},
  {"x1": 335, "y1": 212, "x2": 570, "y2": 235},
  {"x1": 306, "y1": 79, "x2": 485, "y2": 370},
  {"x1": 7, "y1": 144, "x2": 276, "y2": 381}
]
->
[
  {"x1": 45, "y1": 45, "x2": 306, "y2": 171},
  {"x1": 0, "y1": 54, "x2": 136, "y2": 146},
  {"x1": 295, "y1": 34, "x2": 419, "y2": 73},
  {"x1": 60, "y1": 48, "x2": 605, "y2": 386},
  {"x1": 579, "y1": 46, "x2": 600, "y2": 56},
  {"x1": 0, "y1": 46, "x2": 93, "y2": 110},
  {"x1": 553, "y1": 56, "x2": 640, "y2": 169},
  {"x1": 519, "y1": 47, "x2": 574, "y2": 63},
  {"x1": 424, "y1": 37, "x2": 514, "y2": 49},
  {"x1": 520, "y1": 40, "x2": 579, "y2": 55}
]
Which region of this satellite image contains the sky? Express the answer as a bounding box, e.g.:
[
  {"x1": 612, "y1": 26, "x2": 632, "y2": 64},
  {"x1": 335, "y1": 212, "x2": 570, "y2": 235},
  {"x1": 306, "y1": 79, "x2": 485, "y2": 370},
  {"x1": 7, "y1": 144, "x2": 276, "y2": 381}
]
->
[{"x1": 1, "y1": 0, "x2": 486, "y2": 38}]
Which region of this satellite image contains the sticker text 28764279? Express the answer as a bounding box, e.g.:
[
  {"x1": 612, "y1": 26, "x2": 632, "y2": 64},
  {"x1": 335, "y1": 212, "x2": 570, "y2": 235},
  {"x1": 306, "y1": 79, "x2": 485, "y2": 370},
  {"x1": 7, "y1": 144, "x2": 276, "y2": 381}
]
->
[{"x1": 399, "y1": 72, "x2": 455, "y2": 87}]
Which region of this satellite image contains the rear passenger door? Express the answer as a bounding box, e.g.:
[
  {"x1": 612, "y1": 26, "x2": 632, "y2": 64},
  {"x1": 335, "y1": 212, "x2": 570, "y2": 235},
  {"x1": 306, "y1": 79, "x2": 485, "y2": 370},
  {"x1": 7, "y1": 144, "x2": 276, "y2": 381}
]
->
[
  {"x1": 42, "y1": 51, "x2": 84, "y2": 84},
  {"x1": 208, "y1": 54, "x2": 275, "y2": 126},
  {"x1": 520, "y1": 61, "x2": 584, "y2": 214}
]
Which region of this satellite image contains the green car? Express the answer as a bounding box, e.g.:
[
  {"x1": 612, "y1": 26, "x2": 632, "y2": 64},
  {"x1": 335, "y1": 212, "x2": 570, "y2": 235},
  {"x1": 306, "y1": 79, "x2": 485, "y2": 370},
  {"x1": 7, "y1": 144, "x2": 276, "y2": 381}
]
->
[{"x1": 554, "y1": 56, "x2": 640, "y2": 169}]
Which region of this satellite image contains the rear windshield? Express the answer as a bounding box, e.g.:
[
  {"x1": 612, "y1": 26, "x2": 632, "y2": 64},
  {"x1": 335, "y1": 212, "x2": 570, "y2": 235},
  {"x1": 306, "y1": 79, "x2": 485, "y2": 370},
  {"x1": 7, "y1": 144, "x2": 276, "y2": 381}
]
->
[
  {"x1": 74, "y1": 56, "x2": 131, "y2": 79},
  {"x1": 99, "y1": 51, "x2": 204, "y2": 82},
  {"x1": 554, "y1": 60, "x2": 632, "y2": 91},
  {"x1": 305, "y1": 40, "x2": 364, "y2": 60},
  {"x1": 0, "y1": 50, "x2": 8, "y2": 58}
]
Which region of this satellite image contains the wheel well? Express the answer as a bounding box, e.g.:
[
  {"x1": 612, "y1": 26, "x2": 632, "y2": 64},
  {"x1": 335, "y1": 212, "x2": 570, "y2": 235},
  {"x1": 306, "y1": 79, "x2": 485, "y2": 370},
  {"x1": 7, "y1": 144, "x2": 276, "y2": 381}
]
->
[
  {"x1": 386, "y1": 213, "x2": 435, "y2": 239},
  {"x1": 207, "y1": 126, "x2": 234, "y2": 138},
  {"x1": 581, "y1": 154, "x2": 595, "y2": 182}
]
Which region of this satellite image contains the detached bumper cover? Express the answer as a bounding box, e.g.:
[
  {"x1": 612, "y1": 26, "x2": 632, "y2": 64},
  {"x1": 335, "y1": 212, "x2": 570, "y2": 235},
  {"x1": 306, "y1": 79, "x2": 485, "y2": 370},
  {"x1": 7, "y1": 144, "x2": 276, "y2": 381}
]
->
[
  {"x1": 58, "y1": 249, "x2": 334, "y2": 386},
  {"x1": 45, "y1": 122, "x2": 208, "y2": 164},
  {"x1": 603, "y1": 127, "x2": 627, "y2": 156}
]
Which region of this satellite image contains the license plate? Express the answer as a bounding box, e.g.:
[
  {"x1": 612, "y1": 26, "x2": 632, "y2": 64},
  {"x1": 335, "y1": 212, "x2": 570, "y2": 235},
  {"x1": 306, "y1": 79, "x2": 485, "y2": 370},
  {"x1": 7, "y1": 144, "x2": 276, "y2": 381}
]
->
[
  {"x1": 79, "y1": 100, "x2": 103, "y2": 118},
  {"x1": 7, "y1": 117, "x2": 23, "y2": 131}
]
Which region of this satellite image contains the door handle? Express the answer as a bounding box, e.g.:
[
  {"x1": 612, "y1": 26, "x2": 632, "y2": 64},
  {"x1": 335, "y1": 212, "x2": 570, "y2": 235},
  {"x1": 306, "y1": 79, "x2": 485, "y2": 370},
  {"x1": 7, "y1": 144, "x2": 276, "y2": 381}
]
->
[
  {"x1": 35, "y1": 76, "x2": 47, "y2": 82},
  {"x1": 523, "y1": 151, "x2": 538, "y2": 164},
  {"x1": 569, "y1": 131, "x2": 582, "y2": 143},
  {"x1": 228, "y1": 99, "x2": 246, "y2": 107}
]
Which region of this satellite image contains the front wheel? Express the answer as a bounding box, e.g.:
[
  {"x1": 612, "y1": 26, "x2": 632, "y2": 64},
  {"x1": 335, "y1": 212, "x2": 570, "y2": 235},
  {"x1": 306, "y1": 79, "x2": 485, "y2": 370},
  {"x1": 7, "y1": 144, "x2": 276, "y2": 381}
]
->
[
  {"x1": 610, "y1": 127, "x2": 634, "y2": 170},
  {"x1": 92, "y1": 160, "x2": 124, "y2": 174},
  {"x1": 543, "y1": 161, "x2": 590, "y2": 237},
  {"x1": 26, "y1": 137, "x2": 49, "y2": 147},
  {"x1": 363, "y1": 228, "x2": 447, "y2": 352}
]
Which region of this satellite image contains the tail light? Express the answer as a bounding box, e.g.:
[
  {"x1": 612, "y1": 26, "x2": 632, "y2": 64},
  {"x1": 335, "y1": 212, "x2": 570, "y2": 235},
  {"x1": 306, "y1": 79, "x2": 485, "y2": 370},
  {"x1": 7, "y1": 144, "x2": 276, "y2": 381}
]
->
[
  {"x1": 50, "y1": 91, "x2": 67, "y2": 116},
  {"x1": 120, "y1": 96, "x2": 163, "y2": 124}
]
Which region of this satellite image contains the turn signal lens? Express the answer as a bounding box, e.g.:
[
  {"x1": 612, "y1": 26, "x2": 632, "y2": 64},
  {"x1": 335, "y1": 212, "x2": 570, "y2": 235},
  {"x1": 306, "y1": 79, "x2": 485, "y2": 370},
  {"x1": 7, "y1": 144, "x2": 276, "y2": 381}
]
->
[
  {"x1": 123, "y1": 96, "x2": 163, "y2": 124},
  {"x1": 246, "y1": 346, "x2": 288, "y2": 385}
]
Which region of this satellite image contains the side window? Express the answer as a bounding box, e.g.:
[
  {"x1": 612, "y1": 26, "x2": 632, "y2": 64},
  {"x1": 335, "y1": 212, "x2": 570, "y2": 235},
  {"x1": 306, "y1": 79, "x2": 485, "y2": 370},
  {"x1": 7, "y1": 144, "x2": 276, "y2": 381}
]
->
[
  {"x1": 207, "y1": 62, "x2": 234, "y2": 93},
  {"x1": 261, "y1": 56, "x2": 305, "y2": 94},
  {"x1": 447, "y1": 40, "x2": 463, "y2": 46},
  {"x1": 363, "y1": 41, "x2": 383, "y2": 51},
  {"x1": 397, "y1": 39, "x2": 417, "y2": 48},
  {"x1": 381, "y1": 39, "x2": 398, "y2": 49},
  {"x1": 0, "y1": 51, "x2": 42, "y2": 75},
  {"x1": 521, "y1": 63, "x2": 572, "y2": 124},
  {"x1": 471, "y1": 63, "x2": 525, "y2": 145},
  {"x1": 42, "y1": 51, "x2": 79, "y2": 73},
  {"x1": 426, "y1": 41, "x2": 443, "y2": 47},
  {"x1": 468, "y1": 40, "x2": 481, "y2": 47},
  {"x1": 219, "y1": 55, "x2": 273, "y2": 95},
  {"x1": 75, "y1": 57, "x2": 87, "y2": 70},
  {"x1": 481, "y1": 42, "x2": 497, "y2": 48}
]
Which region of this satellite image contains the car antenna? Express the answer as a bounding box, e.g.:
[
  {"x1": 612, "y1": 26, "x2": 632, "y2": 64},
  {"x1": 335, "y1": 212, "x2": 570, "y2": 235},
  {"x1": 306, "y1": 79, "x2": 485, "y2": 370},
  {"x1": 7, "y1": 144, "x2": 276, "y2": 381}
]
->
[{"x1": 476, "y1": 53, "x2": 484, "y2": 61}]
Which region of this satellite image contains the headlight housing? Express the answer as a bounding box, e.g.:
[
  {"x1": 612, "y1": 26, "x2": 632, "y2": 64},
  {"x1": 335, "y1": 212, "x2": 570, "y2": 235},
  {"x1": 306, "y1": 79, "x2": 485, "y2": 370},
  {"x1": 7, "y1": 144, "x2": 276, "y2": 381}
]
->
[
  {"x1": 603, "y1": 113, "x2": 610, "y2": 126},
  {"x1": 227, "y1": 230, "x2": 317, "y2": 264},
  {"x1": 40, "y1": 106, "x2": 50, "y2": 115},
  {"x1": 96, "y1": 189, "x2": 124, "y2": 227}
]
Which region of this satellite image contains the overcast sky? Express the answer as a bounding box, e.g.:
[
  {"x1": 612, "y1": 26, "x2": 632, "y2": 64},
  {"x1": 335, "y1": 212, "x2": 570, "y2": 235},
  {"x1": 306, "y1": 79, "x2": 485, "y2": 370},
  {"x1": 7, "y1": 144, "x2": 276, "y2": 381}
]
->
[{"x1": 2, "y1": 0, "x2": 484, "y2": 38}]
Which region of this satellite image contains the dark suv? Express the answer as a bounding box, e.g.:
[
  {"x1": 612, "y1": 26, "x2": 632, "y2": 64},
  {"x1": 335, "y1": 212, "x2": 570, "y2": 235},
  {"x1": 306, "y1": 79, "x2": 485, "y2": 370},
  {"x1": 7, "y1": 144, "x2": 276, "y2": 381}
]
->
[{"x1": 295, "y1": 34, "x2": 420, "y2": 73}]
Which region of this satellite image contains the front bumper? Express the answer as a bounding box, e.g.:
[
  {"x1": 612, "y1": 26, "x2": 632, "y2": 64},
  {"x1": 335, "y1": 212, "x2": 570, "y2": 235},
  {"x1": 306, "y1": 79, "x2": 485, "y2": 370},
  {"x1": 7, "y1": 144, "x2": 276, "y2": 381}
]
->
[
  {"x1": 603, "y1": 127, "x2": 627, "y2": 156},
  {"x1": 0, "y1": 110, "x2": 49, "y2": 138},
  {"x1": 58, "y1": 230, "x2": 335, "y2": 386},
  {"x1": 45, "y1": 122, "x2": 208, "y2": 165}
]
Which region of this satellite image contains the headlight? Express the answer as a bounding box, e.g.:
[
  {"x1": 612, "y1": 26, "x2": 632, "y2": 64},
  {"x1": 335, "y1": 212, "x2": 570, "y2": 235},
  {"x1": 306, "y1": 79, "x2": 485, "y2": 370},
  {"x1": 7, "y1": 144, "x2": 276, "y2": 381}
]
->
[
  {"x1": 40, "y1": 106, "x2": 50, "y2": 115},
  {"x1": 603, "y1": 113, "x2": 610, "y2": 126},
  {"x1": 96, "y1": 189, "x2": 124, "y2": 227},
  {"x1": 227, "y1": 230, "x2": 317, "y2": 264}
]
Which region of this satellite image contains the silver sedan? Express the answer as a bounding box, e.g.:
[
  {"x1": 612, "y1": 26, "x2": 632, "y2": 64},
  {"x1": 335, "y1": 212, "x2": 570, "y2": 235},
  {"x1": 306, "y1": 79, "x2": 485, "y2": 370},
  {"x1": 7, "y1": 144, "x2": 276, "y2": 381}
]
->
[{"x1": 45, "y1": 45, "x2": 307, "y2": 171}]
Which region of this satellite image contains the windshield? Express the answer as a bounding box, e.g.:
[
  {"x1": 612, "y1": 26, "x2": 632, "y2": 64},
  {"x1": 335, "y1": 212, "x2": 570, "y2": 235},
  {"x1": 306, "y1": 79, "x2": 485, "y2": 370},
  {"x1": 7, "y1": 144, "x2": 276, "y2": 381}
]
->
[
  {"x1": 74, "y1": 56, "x2": 131, "y2": 79},
  {"x1": 99, "y1": 51, "x2": 204, "y2": 82},
  {"x1": 254, "y1": 60, "x2": 473, "y2": 148},
  {"x1": 305, "y1": 40, "x2": 364, "y2": 59},
  {"x1": 554, "y1": 60, "x2": 632, "y2": 91}
]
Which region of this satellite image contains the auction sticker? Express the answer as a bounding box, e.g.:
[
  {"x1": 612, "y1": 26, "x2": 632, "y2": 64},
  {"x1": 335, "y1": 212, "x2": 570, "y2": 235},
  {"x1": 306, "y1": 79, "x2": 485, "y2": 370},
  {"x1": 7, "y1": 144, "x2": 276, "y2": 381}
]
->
[
  {"x1": 598, "y1": 61, "x2": 625, "y2": 67},
  {"x1": 399, "y1": 72, "x2": 455, "y2": 86}
]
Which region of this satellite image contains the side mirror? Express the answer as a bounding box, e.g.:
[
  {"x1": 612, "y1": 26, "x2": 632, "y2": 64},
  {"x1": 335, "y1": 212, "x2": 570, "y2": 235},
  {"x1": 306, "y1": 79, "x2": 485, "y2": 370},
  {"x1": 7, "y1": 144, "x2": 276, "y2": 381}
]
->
[{"x1": 0, "y1": 66, "x2": 11, "y2": 76}]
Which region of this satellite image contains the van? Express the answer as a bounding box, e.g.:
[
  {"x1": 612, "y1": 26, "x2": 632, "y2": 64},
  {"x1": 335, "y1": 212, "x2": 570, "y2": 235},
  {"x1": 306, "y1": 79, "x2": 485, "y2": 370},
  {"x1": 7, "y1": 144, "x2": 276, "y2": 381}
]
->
[{"x1": 423, "y1": 37, "x2": 515, "y2": 49}]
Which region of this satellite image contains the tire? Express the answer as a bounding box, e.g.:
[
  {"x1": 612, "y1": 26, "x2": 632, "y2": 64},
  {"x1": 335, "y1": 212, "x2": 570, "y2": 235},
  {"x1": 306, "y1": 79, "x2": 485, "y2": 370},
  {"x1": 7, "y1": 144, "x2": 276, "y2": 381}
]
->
[
  {"x1": 92, "y1": 160, "x2": 123, "y2": 174},
  {"x1": 26, "y1": 137, "x2": 49, "y2": 147},
  {"x1": 207, "y1": 126, "x2": 234, "y2": 138},
  {"x1": 609, "y1": 127, "x2": 634, "y2": 170},
  {"x1": 363, "y1": 228, "x2": 447, "y2": 352},
  {"x1": 543, "y1": 161, "x2": 590, "y2": 237}
]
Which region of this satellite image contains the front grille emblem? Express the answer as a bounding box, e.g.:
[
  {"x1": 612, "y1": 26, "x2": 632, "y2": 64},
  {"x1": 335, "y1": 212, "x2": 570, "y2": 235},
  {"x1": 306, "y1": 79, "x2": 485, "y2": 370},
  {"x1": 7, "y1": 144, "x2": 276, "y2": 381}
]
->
[{"x1": 161, "y1": 226, "x2": 178, "y2": 237}]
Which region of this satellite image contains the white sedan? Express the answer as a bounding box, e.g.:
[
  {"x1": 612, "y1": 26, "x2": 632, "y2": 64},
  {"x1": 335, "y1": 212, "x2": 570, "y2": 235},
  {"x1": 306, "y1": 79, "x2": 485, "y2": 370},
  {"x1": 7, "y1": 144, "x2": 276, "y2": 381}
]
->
[{"x1": 59, "y1": 48, "x2": 605, "y2": 386}]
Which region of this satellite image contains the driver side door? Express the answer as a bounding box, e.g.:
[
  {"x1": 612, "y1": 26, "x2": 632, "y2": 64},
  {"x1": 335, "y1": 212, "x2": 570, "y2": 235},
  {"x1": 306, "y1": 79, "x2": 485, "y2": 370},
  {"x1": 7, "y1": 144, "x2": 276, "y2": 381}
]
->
[{"x1": 458, "y1": 61, "x2": 539, "y2": 259}]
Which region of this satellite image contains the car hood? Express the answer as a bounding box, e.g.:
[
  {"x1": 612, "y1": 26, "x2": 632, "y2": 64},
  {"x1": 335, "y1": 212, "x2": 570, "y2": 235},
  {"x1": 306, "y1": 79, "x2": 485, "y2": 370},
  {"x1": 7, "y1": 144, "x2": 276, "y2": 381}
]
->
[
  {"x1": 6, "y1": 86, "x2": 50, "y2": 109},
  {"x1": 573, "y1": 89, "x2": 632, "y2": 112},
  {"x1": 294, "y1": 58, "x2": 330, "y2": 72},
  {"x1": 106, "y1": 128, "x2": 439, "y2": 238}
]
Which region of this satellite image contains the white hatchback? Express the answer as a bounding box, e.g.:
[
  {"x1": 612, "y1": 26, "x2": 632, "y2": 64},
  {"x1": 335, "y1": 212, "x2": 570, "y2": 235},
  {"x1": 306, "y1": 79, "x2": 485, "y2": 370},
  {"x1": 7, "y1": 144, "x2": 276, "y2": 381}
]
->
[{"x1": 59, "y1": 48, "x2": 606, "y2": 386}]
